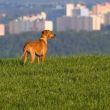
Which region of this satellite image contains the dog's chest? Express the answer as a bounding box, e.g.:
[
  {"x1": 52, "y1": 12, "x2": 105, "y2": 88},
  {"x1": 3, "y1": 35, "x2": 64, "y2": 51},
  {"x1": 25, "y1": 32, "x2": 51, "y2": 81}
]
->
[{"x1": 35, "y1": 44, "x2": 47, "y2": 56}]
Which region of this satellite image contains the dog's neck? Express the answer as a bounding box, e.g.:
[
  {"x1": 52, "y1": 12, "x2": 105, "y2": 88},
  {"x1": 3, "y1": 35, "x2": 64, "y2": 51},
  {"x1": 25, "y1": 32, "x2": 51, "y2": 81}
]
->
[{"x1": 40, "y1": 36, "x2": 48, "y2": 45}]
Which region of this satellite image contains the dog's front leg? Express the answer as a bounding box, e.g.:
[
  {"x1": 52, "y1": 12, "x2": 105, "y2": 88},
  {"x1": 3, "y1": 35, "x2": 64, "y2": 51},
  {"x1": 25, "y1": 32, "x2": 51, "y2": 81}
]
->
[
  {"x1": 41, "y1": 55, "x2": 45, "y2": 63},
  {"x1": 37, "y1": 56, "x2": 40, "y2": 64}
]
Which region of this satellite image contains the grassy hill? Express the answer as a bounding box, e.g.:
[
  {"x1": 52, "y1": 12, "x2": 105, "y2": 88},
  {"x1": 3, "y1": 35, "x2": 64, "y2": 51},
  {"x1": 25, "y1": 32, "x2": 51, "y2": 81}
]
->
[{"x1": 0, "y1": 56, "x2": 110, "y2": 110}]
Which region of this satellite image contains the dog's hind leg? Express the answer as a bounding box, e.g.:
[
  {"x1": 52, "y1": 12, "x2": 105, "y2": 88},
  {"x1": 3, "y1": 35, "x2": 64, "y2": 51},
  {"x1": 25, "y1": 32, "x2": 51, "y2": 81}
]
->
[
  {"x1": 22, "y1": 50, "x2": 28, "y2": 64},
  {"x1": 30, "y1": 52, "x2": 35, "y2": 64}
]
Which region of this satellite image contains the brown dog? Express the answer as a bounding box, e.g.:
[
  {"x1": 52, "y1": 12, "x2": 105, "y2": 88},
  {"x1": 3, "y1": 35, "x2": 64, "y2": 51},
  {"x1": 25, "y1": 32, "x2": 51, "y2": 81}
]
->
[{"x1": 22, "y1": 30, "x2": 56, "y2": 64}]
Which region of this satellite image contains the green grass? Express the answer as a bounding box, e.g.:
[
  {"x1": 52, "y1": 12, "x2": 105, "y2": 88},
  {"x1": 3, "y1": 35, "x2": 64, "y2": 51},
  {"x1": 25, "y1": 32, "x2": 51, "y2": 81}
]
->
[{"x1": 0, "y1": 56, "x2": 110, "y2": 110}]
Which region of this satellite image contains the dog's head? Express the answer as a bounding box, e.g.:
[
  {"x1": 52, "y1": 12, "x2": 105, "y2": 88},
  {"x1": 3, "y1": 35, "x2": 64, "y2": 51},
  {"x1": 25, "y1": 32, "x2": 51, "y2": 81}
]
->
[{"x1": 42, "y1": 30, "x2": 56, "y2": 39}]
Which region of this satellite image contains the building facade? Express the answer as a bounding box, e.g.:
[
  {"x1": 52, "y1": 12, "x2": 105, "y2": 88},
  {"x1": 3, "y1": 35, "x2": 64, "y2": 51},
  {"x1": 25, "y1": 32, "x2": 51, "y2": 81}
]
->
[
  {"x1": 73, "y1": 8, "x2": 89, "y2": 16},
  {"x1": 57, "y1": 2, "x2": 103, "y2": 32},
  {"x1": 8, "y1": 12, "x2": 53, "y2": 34},
  {"x1": 66, "y1": 3, "x2": 75, "y2": 16},
  {"x1": 104, "y1": 12, "x2": 110, "y2": 26},
  {"x1": 57, "y1": 15, "x2": 101, "y2": 32},
  {"x1": 0, "y1": 24, "x2": 5, "y2": 36},
  {"x1": 91, "y1": 2, "x2": 110, "y2": 15},
  {"x1": 66, "y1": 3, "x2": 89, "y2": 17}
]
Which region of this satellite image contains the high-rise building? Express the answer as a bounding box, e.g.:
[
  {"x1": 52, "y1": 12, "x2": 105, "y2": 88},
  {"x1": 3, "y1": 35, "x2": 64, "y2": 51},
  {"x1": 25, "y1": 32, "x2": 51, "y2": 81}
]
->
[
  {"x1": 0, "y1": 24, "x2": 5, "y2": 36},
  {"x1": 56, "y1": 15, "x2": 101, "y2": 32},
  {"x1": 104, "y1": 12, "x2": 110, "y2": 26},
  {"x1": 33, "y1": 20, "x2": 53, "y2": 32},
  {"x1": 9, "y1": 20, "x2": 34, "y2": 34},
  {"x1": 66, "y1": 3, "x2": 89, "y2": 17},
  {"x1": 57, "y1": 2, "x2": 103, "y2": 32},
  {"x1": 91, "y1": 2, "x2": 110, "y2": 15},
  {"x1": 91, "y1": 15, "x2": 102, "y2": 31},
  {"x1": 8, "y1": 12, "x2": 53, "y2": 34},
  {"x1": 73, "y1": 8, "x2": 89, "y2": 16},
  {"x1": 66, "y1": 3, "x2": 75, "y2": 16}
]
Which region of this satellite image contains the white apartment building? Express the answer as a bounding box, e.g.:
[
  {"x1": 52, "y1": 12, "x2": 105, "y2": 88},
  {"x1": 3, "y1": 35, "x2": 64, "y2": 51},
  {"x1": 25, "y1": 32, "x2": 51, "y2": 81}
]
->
[
  {"x1": 66, "y1": 3, "x2": 89, "y2": 17},
  {"x1": 9, "y1": 20, "x2": 34, "y2": 34},
  {"x1": 104, "y1": 12, "x2": 110, "y2": 26},
  {"x1": 66, "y1": 3, "x2": 75, "y2": 16},
  {"x1": 8, "y1": 12, "x2": 53, "y2": 34},
  {"x1": 91, "y1": 15, "x2": 102, "y2": 31},
  {"x1": 57, "y1": 15, "x2": 101, "y2": 32},
  {"x1": 33, "y1": 20, "x2": 53, "y2": 32},
  {"x1": 73, "y1": 8, "x2": 89, "y2": 17},
  {"x1": 0, "y1": 24, "x2": 5, "y2": 36},
  {"x1": 57, "y1": 3, "x2": 102, "y2": 32}
]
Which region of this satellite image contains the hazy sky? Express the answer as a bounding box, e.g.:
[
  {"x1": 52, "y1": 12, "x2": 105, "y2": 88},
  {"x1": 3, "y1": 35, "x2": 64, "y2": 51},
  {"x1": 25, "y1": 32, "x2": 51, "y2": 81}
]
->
[
  {"x1": 0, "y1": 0, "x2": 109, "y2": 4},
  {"x1": 0, "y1": 0, "x2": 108, "y2": 2}
]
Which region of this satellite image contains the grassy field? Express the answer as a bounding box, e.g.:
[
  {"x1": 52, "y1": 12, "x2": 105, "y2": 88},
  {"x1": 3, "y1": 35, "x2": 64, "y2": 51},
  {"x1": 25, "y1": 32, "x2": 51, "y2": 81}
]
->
[{"x1": 0, "y1": 56, "x2": 110, "y2": 110}]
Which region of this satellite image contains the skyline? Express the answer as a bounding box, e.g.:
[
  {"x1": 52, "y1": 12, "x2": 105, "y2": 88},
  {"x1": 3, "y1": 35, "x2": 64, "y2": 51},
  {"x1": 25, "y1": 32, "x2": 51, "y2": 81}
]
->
[
  {"x1": 0, "y1": 0, "x2": 109, "y2": 4},
  {"x1": 0, "y1": 0, "x2": 110, "y2": 57}
]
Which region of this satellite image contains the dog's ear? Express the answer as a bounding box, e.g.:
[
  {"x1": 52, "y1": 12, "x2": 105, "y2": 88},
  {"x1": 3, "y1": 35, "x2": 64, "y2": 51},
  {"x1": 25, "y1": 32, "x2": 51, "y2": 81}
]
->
[
  {"x1": 42, "y1": 30, "x2": 48, "y2": 35},
  {"x1": 42, "y1": 30, "x2": 44, "y2": 34}
]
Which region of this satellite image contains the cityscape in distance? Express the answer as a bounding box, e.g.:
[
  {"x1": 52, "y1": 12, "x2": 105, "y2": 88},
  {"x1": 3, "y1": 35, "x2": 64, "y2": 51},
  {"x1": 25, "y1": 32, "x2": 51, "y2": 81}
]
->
[
  {"x1": 0, "y1": 0, "x2": 109, "y2": 4},
  {"x1": 0, "y1": 1, "x2": 110, "y2": 36},
  {"x1": 0, "y1": 1, "x2": 110, "y2": 57}
]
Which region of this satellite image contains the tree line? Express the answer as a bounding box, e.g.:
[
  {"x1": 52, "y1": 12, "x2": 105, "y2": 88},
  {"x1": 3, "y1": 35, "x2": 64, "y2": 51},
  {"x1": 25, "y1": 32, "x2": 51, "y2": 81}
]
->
[{"x1": 0, "y1": 30, "x2": 110, "y2": 58}]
